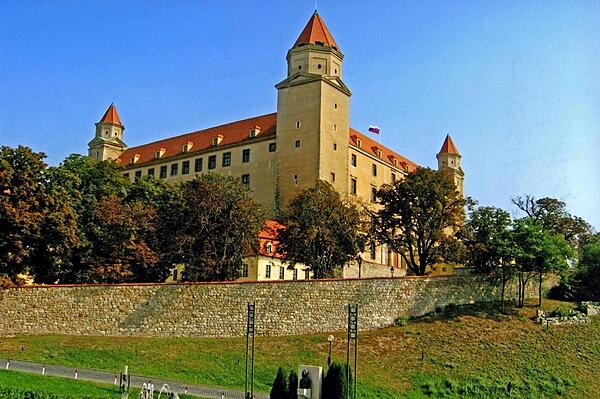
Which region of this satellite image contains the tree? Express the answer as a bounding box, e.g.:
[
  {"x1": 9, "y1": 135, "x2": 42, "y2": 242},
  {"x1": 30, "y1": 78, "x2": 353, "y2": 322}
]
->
[
  {"x1": 0, "y1": 146, "x2": 79, "y2": 284},
  {"x1": 86, "y1": 196, "x2": 159, "y2": 283},
  {"x1": 160, "y1": 174, "x2": 265, "y2": 281},
  {"x1": 287, "y1": 370, "x2": 298, "y2": 399},
  {"x1": 571, "y1": 234, "x2": 600, "y2": 301},
  {"x1": 512, "y1": 195, "x2": 592, "y2": 249},
  {"x1": 511, "y1": 218, "x2": 572, "y2": 307},
  {"x1": 270, "y1": 367, "x2": 289, "y2": 399},
  {"x1": 371, "y1": 167, "x2": 468, "y2": 276},
  {"x1": 277, "y1": 180, "x2": 366, "y2": 279},
  {"x1": 463, "y1": 206, "x2": 515, "y2": 311},
  {"x1": 322, "y1": 362, "x2": 352, "y2": 399},
  {"x1": 47, "y1": 154, "x2": 131, "y2": 282}
]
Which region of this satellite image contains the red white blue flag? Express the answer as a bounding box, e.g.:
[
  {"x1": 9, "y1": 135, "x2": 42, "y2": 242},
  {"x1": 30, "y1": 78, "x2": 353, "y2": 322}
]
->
[{"x1": 368, "y1": 125, "x2": 380, "y2": 134}]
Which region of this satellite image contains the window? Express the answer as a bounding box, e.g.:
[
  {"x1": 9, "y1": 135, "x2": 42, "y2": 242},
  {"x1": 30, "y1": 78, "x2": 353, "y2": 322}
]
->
[
  {"x1": 172, "y1": 269, "x2": 178, "y2": 282},
  {"x1": 356, "y1": 139, "x2": 362, "y2": 148},
  {"x1": 331, "y1": 172, "x2": 335, "y2": 182},
  {"x1": 333, "y1": 124, "x2": 337, "y2": 131},
  {"x1": 372, "y1": 164, "x2": 377, "y2": 177},
  {"x1": 295, "y1": 139, "x2": 301, "y2": 148},
  {"x1": 222, "y1": 152, "x2": 231, "y2": 167},
  {"x1": 305, "y1": 269, "x2": 310, "y2": 280},
  {"x1": 160, "y1": 166, "x2": 167, "y2": 179},
  {"x1": 293, "y1": 269, "x2": 298, "y2": 280},
  {"x1": 171, "y1": 163, "x2": 178, "y2": 176},
  {"x1": 296, "y1": 120, "x2": 301, "y2": 128},
  {"x1": 333, "y1": 143, "x2": 337, "y2": 151},
  {"x1": 194, "y1": 158, "x2": 203, "y2": 172},
  {"x1": 334, "y1": 103, "x2": 338, "y2": 109},
  {"x1": 269, "y1": 142, "x2": 276, "y2": 152},
  {"x1": 391, "y1": 173, "x2": 396, "y2": 182},
  {"x1": 370, "y1": 241, "x2": 376, "y2": 260},
  {"x1": 241, "y1": 174, "x2": 250, "y2": 189},
  {"x1": 242, "y1": 149, "x2": 250, "y2": 163},
  {"x1": 350, "y1": 178, "x2": 357, "y2": 195},
  {"x1": 265, "y1": 264, "x2": 271, "y2": 278},
  {"x1": 265, "y1": 242, "x2": 273, "y2": 253},
  {"x1": 351, "y1": 154, "x2": 357, "y2": 167},
  {"x1": 182, "y1": 160, "x2": 190, "y2": 175},
  {"x1": 371, "y1": 186, "x2": 377, "y2": 202},
  {"x1": 212, "y1": 137, "x2": 219, "y2": 146},
  {"x1": 182, "y1": 144, "x2": 189, "y2": 153},
  {"x1": 242, "y1": 264, "x2": 249, "y2": 278},
  {"x1": 147, "y1": 168, "x2": 155, "y2": 177},
  {"x1": 279, "y1": 266, "x2": 285, "y2": 280},
  {"x1": 208, "y1": 155, "x2": 216, "y2": 169},
  {"x1": 134, "y1": 170, "x2": 142, "y2": 181},
  {"x1": 123, "y1": 172, "x2": 130, "y2": 179},
  {"x1": 293, "y1": 174, "x2": 299, "y2": 185}
]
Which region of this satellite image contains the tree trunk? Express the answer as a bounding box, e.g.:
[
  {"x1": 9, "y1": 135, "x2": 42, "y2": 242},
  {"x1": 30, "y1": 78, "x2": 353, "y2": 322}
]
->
[{"x1": 538, "y1": 270, "x2": 543, "y2": 307}]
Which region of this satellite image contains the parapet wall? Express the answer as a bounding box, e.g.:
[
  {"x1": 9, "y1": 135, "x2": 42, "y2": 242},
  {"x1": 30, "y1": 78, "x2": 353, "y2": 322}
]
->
[{"x1": 0, "y1": 275, "x2": 554, "y2": 338}]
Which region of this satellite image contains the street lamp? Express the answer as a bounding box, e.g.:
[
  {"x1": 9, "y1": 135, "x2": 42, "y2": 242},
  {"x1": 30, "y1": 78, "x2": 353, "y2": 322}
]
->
[
  {"x1": 357, "y1": 256, "x2": 363, "y2": 278},
  {"x1": 327, "y1": 335, "x2": 334, "y2": 366},
  {"x1": 390, "y1": 266, "x2": 394, "y2": 277}
]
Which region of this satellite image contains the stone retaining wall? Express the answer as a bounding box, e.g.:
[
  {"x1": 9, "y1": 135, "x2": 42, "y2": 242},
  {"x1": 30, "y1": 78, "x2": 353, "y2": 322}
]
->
[{"x1": 0, "y1": 275, "x2": 555, "y2": 338}]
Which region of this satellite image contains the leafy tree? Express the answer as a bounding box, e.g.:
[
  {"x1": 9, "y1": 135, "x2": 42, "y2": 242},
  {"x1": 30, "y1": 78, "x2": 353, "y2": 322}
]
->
[
  {"x1": 287, "y1": 370, "x2": 298, "y2": 399},
  {"x1": 86, "y1": 196, "x2": 159, "y2": 283},
  {"x1": 0, "y1": 146, "x2": 79, "y2": 284},
  {"x1": 553, "y1": 233, "x2": 600, "y2": 302},
  {"x1": 511, "y1": 218, "x2": 572, "y2": 307},
  {"x1": 160, "y1": 174, "x2": 265, "y2": 281},
  {"x1": 270, "y1": 367, "x2": 289, "y2": 399},
  {"x1": 371, "y1": 167, "x2": 468, "y2": 275},
  {"x1": 277, "y1": 180, "x2": 366, "y2": 279},
  {"x1": 463, "y1": 206, "x2": 515, "y2": 311},
  {"x1": 47, "y1": 154, "x2": 130, "y2": 282},
  {"x1": 512, "y1": 195, "x2": 592, "y2": 249},
  {"x1": 322, "y1": 362, "x2": 352, "y2": 399}
]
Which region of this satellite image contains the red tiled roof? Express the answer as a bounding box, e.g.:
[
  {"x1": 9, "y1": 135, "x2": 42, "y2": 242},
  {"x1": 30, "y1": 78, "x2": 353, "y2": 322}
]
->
[
  {"x1": 118, "y1": 113, "x2": 277, "y2": 166},
  {"x1": 294, "y1": 11, "x2": 339, "y2": 50},
  {"x1": 259, "y1": 220, "x2": 284, "y2": 258},
  {"x1": 99, "y1": 104, "x2": 122, "y2": 126},
  {"x1": 118, "y1": 112, "x2": 418, "y2": 172},
  {"x1": 349, "y1": 128, "x2": 418, "y2": 172},
  {"x1": 439, "y1": 134, "x2": 459, "y2": 155}
]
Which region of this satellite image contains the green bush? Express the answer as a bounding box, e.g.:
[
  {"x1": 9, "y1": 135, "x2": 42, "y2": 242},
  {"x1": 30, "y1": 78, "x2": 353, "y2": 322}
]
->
[{"x1": 394, "y1": 316, "x2": 410, "y2": 326}]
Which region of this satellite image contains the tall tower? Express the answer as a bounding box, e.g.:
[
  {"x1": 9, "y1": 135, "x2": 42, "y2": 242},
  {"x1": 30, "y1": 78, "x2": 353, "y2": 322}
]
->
[
  {"x1": 275, "y1": 11, "x2": 352, "y2": 210},
  {"x1": 88, "y1": 104, "x2": 126, "y2": 161},
  {"x1": 436, "y1": 134, "x2": 464, "y2": 196}
]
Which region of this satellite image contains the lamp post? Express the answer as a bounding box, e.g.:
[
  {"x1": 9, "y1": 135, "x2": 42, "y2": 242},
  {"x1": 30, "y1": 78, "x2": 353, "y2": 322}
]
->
[
  {"x1": 327, "y1": 335, "x2": 334, "y2": 366},
  {"x1": 357, "y1": 256, "x2": 363, "y2": 278},
  {"x1": 390, "y1": 266, "x2": 394, "y2": 277}
]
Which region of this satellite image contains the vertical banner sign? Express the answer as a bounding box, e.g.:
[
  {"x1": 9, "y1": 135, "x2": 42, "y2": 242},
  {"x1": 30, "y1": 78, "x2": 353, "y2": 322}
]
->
[
  {"x1": 346, "y1": 304, "x2": 359, "y2": 399},
  {"x1": 245, "y1": 302, "x2": 256, "y2": 399}
]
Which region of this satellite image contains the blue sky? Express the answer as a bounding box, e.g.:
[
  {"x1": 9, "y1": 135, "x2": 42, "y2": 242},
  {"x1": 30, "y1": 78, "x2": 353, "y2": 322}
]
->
[{"x1": 1, "y1": 1, "x2": 598, "y2": 229}]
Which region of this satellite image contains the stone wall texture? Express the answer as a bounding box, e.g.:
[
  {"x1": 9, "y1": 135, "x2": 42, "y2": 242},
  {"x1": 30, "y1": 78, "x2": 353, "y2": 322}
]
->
[{"x1": 0, "y1": 275, "x2": 556, "y2": 338}]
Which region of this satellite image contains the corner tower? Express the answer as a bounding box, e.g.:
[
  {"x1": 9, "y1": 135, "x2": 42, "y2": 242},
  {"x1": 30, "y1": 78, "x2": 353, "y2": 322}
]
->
[
  {"x1": 88, "y1": 104, "x2": 127, "y2": 161},
  {"x1": 275, "y1": 12, "x2": 351, "y2": 210},
  {"x1": 437, "y1": 134, "x2": 464, "y2": 196}
]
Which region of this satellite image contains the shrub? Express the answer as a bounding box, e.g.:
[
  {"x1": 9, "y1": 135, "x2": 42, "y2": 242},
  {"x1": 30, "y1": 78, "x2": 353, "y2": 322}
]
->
[
  {"x1": 270, "y1": 367, "x2": 288, "y2": 399},
  {"x1": 394, "y1": 316, "x2": 410, "y2": 326}
]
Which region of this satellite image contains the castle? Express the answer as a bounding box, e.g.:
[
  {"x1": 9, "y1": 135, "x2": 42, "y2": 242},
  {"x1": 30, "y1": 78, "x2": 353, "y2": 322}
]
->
[{"x1": 88, "y1": 11, "x2": 464, "y2": 275}]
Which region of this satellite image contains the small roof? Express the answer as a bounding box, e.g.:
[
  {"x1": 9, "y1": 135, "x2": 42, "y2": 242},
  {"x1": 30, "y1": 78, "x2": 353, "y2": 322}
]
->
[
  {"x1": 294, "y1": 11, "x2": 339, "y2": 50},
  {"x1": 99, "y1": 103, "x2": 122, "y2": 126},
  {"x1": 439, "y1": 134, "x2": 459, "y2": 155}
]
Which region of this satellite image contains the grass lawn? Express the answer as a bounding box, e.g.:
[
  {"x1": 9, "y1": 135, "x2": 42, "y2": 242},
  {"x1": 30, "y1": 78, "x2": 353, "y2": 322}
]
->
[
  {"x1": 0, "y1": 300, "x2": 598, "y2": 398},
  {"x1": 0, "y1": 369, "x2": 121, "y2": 397}
]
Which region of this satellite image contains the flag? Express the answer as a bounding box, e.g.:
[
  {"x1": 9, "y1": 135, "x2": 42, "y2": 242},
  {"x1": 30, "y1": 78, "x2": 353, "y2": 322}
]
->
[{"x1": 368, "y1": 125, "x2": 380, "y2": 134}]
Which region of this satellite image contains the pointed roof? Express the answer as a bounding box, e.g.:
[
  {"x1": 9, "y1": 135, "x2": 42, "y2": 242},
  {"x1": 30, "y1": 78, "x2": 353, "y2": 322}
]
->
[
  {"x1": 439, "y1": 134, "x2": 459, "y2": 154},
  {"x1": 294, "y1": 11, "x2": 339, "y2": 50},
  {"x1": 99, "y1": 103, "x2": 122, "y2": 126}
]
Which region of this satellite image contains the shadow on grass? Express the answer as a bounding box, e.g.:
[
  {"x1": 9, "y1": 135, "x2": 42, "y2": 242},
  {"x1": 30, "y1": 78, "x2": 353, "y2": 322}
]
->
[{"x1": 408, "y1": 301, "x2": 524, "y2": 324}]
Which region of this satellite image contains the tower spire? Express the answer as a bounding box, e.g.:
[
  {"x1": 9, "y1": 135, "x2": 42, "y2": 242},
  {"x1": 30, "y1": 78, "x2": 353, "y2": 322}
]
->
[{"x1": 294, "y1": 11, "x2": 339, "y2": 50}]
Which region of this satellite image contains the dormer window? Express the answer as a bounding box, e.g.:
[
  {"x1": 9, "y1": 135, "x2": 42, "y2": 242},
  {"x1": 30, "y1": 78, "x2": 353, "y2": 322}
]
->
[
  {"x1": 155, "y1": 148, "x2": 166, "y2": 159},
  {"x1": 249, "y1": 125, "x2": 262, "y2": 138},
  {"x1": 129, "y1": 153, "x2": 141, "y2": 165},
  {"x1": 212, "y1": 135, "x2": 224, "y2": 147},
  {"x1": 356, "y1": 139, "x2": 362, "y2": 148},
  {"x1": 182, "y1": 141, "x2": 193, "y2": 153},
  {"x1": 372, "y1": 146, "x2": 382, "y2": 158},
  {"x1": 265, "y1": 242, "x2": 273, "y2": 253}
]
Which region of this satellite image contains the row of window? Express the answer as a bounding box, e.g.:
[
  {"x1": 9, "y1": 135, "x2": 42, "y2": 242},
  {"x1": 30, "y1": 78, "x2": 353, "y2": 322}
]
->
[
  {"x1": 127, "y1": 168, "x2": 251, "y2": 188},
  {"x1": 241, "y1": 264, "x2": 309, "y2": 280}
]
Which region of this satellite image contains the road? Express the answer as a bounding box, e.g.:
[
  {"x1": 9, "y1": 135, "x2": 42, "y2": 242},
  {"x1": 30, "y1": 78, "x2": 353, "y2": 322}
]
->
[{"x1": 0, "y1": 358, "x2": 268, "y2": 399}]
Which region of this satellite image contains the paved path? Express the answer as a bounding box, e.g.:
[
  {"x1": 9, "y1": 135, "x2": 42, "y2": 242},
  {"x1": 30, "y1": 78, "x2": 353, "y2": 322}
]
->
[{"x1": 0, "y1": 358, "x2": 268, "y2": 399}]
